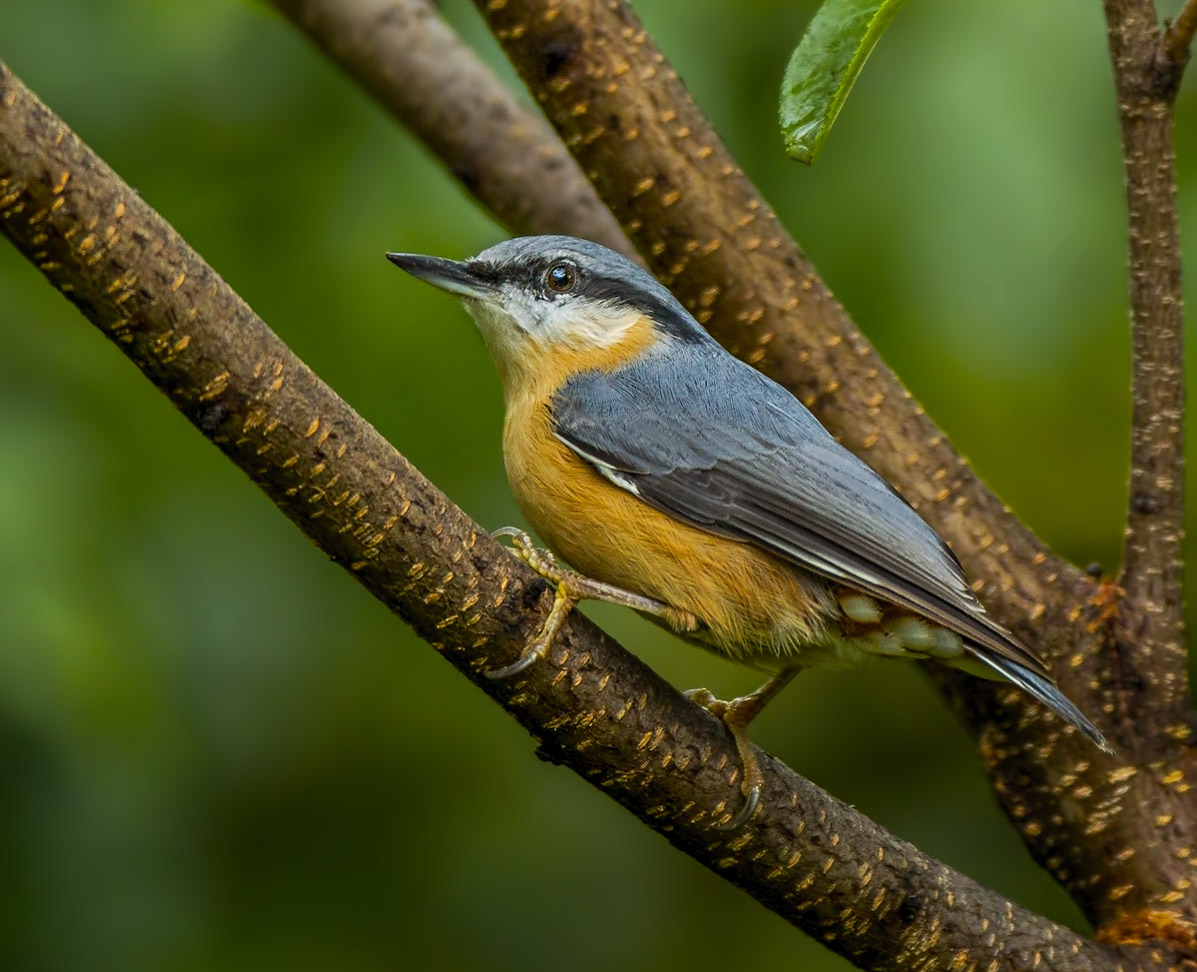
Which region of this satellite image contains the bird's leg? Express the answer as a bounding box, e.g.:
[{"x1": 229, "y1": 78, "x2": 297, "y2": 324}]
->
[
  {"x1": 488, "y1": 527, "x2": 699, "y2": 679},
  {"x1": 686, "y1": 667, "x2": 800, "y2": 828}
]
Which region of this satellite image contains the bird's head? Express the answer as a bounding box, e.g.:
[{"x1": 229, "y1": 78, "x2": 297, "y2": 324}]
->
[{"x1": 387, "y1": 235, "x2": 707, "y2": 392}]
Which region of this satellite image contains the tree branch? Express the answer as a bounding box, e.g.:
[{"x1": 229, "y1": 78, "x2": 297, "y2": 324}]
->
[
  {"x1": 462, "y1": 0, "x2": 1195, "y2": 930},
  {"x1": 1101, "y1": 0, "x2": 1189, "y2": 727},
  {"x1": 267, "y1": 0, "x2": 632, "y2": 255},
  {"x1": 1163, "y1": 0, "x2": 1197, "y2": 71},
  {"x1": 0, "y1": 57, "x2": 1158, "y2": 972}
]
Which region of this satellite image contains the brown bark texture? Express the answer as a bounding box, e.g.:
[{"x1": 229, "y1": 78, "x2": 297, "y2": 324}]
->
[
  {"x1": 1105, "y1": 0, "x2": 1188, "y2": 721},
  {"x1": 1, "y1": 59, "x2": 1161, "y2": 972}
]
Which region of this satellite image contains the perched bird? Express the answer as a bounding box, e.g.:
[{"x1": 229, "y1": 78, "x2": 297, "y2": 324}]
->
[{"x1": 387, "y1": 235, "x2": 1111, "y2": 823}]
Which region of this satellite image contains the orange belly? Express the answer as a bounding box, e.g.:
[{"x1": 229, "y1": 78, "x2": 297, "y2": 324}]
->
[{"x1": 502, "y1": 395, "x2": 839, "y2": 665}]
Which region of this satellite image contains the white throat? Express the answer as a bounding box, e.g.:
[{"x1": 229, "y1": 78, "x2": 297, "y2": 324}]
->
[{"x1": 465, "y1": 292, "x2": 644, "y2": 362}]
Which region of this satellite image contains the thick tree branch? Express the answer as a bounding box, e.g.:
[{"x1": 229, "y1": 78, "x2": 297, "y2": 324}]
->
[
  {"x1": 459, "y1": 0, "x2": 1194, "y2": 930},
  {"x1": 266, "y1": 0, "x2": 632, "y2": 255},
  {"x1": 0, "y1": 58, "x2": 1157, "y2": 972},
  {"x1": 1102, "y1": 0, "x2": 1189, "y2": 725}
]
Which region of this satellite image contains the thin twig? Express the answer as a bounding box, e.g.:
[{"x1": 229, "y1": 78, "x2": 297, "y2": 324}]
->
[
  {"x1": 0, "y1": 58, "x2": 1148, "y2": 972},
  {"x1": 1162, "y1": 0, "x2": 1197, "y2": 70}
]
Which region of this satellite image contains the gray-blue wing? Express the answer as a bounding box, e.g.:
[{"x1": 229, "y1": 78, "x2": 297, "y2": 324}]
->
[{"x1": 550, "y1": 341, "x2": 1049, "y2": 678}]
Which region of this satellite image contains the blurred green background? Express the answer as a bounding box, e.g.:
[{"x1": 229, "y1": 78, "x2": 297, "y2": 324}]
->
[{"x1": 1, "y1": 1, "x2": 1193, "y2": 969}]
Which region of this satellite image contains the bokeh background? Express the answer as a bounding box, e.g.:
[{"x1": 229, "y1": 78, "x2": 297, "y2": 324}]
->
[{"x1": 1, "y1": 1, "x2": 1194, "y2": 969}]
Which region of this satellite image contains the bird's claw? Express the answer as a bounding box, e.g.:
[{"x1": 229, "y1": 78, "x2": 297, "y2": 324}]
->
[
  {"x1": 728, "y1": 781, "x2": 762, "y2": 830},
  {"x1": 684, "y1": 686, "x2": 763, "y2": 829},
  {"x1": 488, "y1": 527, "x2": 580, "y2": 680},
  {"x1": 485, "y1": 636, "x2": 550, "y2": 679},
  {"x1": 492, "y1": 526, "x2": 564, "y2": 582},
  {"x1": 683, "y1": 686, "x2": 722, "y2": 714}
]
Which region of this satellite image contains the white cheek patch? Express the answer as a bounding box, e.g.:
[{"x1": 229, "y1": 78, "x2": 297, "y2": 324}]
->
[{"x1": 502, "y1": 287, "x2": 645, "y2": 352}]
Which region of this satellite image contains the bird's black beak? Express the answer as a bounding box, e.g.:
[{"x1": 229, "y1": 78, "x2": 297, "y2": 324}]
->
[{"x1": 385, "y1": 252, "x2": 494, "y2": 300}]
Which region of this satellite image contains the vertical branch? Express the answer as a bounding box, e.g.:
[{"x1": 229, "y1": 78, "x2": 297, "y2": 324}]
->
[{"x1": 1103, "y1": 0, "x2": 1189, "y2": 725}]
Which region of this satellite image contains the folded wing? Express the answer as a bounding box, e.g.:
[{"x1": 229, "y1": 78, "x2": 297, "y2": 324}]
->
[{"x1": 550, "y1": 340, "x2": 1048, "y2": 679}]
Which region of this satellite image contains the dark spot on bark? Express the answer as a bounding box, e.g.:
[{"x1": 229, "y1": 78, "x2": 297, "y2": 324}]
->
[
  {"x1": 538, "y1": 29, "x2": 582, "y2": 83},
  {"x1": 898, "y1": 894, "x2": 921, "y2": 924},
  {"x1": 809, "y1": 834, "x2": 820, "y2": 846},
  {"x1": 197, "y1": 402, "x2": 228, "y2": 434},
  {"x1": 521, "y1": 578, "x2": 547, "y2": 611},
  {"x1": 1149, "y1": 60, "x2": 1185, "y2": 101},
  {"x1": 1133, "y1": 493, "x2": 1159, "y2": 514},
  {"x1": 1087, "y1": 562, "x2": 1103, "y2": 579},
  {"x1": 534, "y1": 741, "x2": 566, "y2": 765}
]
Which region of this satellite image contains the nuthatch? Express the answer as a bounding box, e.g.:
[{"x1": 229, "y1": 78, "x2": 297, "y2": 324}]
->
[{"x1": 387, "y1": 235, "x2": 1112, "y2": 822}]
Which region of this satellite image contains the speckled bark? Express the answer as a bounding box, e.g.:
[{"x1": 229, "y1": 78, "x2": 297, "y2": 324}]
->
[
  {"x1": 3, "y1": 59, "x2": 1172, "y2": 972},
  {"x1": 1103, "y1": 0, "x2": 1188, "y2": 726},
  {"x1": 465, "y1": 0, "x2": 1197, "y2": 937},
  {"x1": 267, "y1": 0, "x2": 631, "y2": 254}
]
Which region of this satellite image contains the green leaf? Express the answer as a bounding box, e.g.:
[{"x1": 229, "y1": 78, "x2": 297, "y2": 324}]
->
[{"x1": 780, "y1": 0, "x2": 908, "y2": 165}]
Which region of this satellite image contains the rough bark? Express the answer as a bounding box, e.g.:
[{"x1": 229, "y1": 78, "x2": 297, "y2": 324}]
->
[
  {"x1": 1, "y1": 57, "x2": 1163, "y2": 972},
  {"x1": 1104, "y1": 0, "x2": 1189, "y2": 727}
]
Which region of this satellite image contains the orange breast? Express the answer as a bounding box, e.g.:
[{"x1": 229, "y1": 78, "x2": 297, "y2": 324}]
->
[{"x1": 502, "y1": 389, "x2": 839, "y2": 664}]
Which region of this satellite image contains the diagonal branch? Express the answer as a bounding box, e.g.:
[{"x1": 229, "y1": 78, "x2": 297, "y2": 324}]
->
[
  {"x1": 0, "y1": 57, "x2": 1153, "y2": 972},
  {"x1": 268, "y1": 0, "x2": 632, "y2": 255}
]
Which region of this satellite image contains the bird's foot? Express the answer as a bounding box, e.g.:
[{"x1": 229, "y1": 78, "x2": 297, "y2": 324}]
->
[
  {"x1": 489, "y1": 526, "x2": 685, "y2": 678},
  {"x1": 684, "y1": 669, "x2": 799, "y2": 829},
  {"x1": 684, "y1": 687, "x2": 766, "y2": 828},
  {"x1": 492, "y1": 527, "x2": 566, "y2": 586}
]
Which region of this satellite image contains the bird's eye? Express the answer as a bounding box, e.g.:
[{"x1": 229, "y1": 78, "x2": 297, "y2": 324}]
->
[{"x1": 545, "y1": 262, "x2": 576, "y2": 294}]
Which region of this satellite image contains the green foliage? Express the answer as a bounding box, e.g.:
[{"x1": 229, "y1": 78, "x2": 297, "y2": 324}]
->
[
  {"x1": 781, "y1": 0, "x2": 908, "y2": 164},
  {"x1": 0, "y1": 0, "x2": 1194, "y2": 970}
]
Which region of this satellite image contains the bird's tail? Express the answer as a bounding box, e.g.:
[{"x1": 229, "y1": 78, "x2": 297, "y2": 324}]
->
[{"x1": 971, "y1": 652, "x2": 1114, "y2": 755}]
